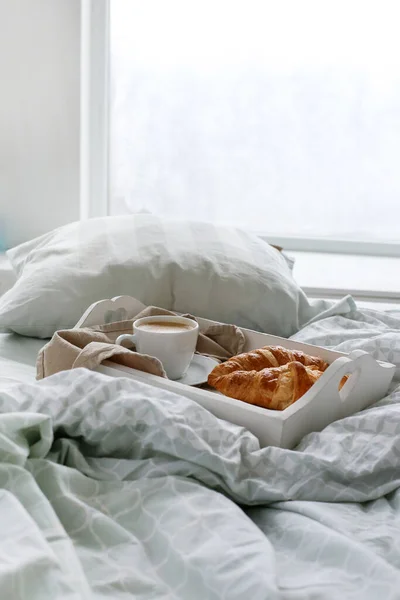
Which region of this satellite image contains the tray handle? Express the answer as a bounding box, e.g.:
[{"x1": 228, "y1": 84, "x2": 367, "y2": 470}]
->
[
  {"x1": 75, "y1": 296, "x2": 146, "y2": 328},
  {"x1": 287, "y1": 349, "x2": 393, "y2": 423},
  {"x1": 282, "y1": 352, "x2": 380, "y2": 447},
  {"x1": 316, "y1": 355, "x2": 361, "y2": 408}
]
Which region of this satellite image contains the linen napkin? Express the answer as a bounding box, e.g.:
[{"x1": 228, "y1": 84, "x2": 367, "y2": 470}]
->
[{"x1": 37, "y1": 306, "x2": 246, "y2": 380}]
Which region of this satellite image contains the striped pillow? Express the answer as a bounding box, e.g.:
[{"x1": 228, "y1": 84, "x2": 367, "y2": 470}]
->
[{"x1": 1, "y1": 215, "x2": 312, "y2": 338}]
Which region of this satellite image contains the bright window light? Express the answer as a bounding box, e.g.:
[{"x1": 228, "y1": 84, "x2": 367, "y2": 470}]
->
[{"x1": 109, "y1": 0, "x2": 400, "y2": 242}]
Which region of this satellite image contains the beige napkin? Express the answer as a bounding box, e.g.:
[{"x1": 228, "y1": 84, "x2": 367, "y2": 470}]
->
[{"x1": 37, "y1": 306, "x2": 246, "y2": 380}]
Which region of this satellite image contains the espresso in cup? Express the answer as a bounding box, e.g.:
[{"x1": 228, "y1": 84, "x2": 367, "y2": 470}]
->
[{"x1": 115, "y1": 315, "x2": 199, "y2": 380}]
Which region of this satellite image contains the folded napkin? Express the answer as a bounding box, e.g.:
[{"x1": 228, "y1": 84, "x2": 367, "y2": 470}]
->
[{"x1": 37, "y1": 306, "x2": 246, "y2": 380}]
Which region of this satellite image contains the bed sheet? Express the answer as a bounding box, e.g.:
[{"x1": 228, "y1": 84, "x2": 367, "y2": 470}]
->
[
  {"x1": 0, "y1": 306, "x2": 400, "y2": 598},
  {"x1": 0, "y1": 333, "x2": 46, "y2": 385},
  {"x1": 0, "y1": 252, "x2": 16, "y2": 296},
  {"x1": 1, "y1": 362, "x2": 400, "y2": 598},
  {"x1": 293, "y1": 304, "x2": 400, "y2": 380}
]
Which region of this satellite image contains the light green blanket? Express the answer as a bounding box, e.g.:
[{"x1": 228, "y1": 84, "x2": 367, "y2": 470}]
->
[{"x1": 1, "y1": 363, "x2": 400, "y2": 599}]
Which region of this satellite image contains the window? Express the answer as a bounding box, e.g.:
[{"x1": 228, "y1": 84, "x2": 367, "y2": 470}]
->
[{"x1": 84, "y1": 0, "x2": 400, "y2": 255}]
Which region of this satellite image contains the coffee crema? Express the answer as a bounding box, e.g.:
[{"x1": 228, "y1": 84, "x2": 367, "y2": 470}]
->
[{"x1": 136, "y1": 321, "x2": 195, "y2": 333}]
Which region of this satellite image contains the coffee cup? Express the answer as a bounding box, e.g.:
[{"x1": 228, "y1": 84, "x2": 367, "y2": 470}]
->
[{"x1": 115, "y1": 315, "x2": 199, "y2": 380}]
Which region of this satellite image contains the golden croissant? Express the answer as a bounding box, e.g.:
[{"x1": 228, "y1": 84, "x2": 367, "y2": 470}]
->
[{"x1": 208, "y1": 345, "x2": 329, "y2": 411}]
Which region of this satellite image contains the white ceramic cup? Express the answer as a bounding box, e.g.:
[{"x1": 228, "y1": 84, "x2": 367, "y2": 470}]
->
[{"x1": 115, "y1": 315, "x2": 199, "y2": 380}]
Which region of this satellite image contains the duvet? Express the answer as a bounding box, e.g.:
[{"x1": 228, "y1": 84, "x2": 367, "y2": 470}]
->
[{"x1": 1, "y1": 306, "x2": 400, "y2": 599}]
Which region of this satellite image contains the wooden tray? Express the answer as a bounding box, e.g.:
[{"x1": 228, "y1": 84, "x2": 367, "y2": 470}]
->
[{"x1": 76, "y1": 296, "x2": 396, "y2": 449}]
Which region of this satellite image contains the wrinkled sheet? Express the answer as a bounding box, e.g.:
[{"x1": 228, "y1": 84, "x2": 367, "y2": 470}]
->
[{"x1": 1, "y1": 306, "x2": 400, "y2": 598}]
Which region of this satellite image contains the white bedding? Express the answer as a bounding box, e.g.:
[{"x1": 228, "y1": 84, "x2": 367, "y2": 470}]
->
[
  {"x1": 2, "y1": 303, "x2": 400, "y2": 598},
  {"x1": 1, "y1": 339, "x2": 400, "y2": 598},
  {"x1": 0, "y1": 252, "x2": 15, "y2": 296},
  {"x1": 0, "y1": 333, "x2": 45, "y2": 385}
]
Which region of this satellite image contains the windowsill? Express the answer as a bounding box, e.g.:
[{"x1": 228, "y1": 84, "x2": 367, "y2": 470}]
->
[{"x1": 291, "y1": 251, "x2": 400, "y2": 307}]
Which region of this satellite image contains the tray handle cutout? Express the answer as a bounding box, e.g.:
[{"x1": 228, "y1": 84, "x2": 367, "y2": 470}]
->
[{"x1": 285, "y1": 349, "x2": 392, "y2": 422}]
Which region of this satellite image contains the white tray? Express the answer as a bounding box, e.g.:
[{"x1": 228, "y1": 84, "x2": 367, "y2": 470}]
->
[{"x1": 76, "y1": 296, "x2": 396, "y2": 449}]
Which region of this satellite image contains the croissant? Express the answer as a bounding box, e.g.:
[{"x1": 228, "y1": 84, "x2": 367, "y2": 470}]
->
[{"x1": 208, "y1": 345, "x2": 329, "y2": 411}]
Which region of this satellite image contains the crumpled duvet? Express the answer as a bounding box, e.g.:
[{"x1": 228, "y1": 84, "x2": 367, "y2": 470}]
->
[{"x1": 1, "y1": 304, "x2": 400, "y2": 598}]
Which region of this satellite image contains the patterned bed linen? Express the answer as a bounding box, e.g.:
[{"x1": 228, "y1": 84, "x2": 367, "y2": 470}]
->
[{"x1": 0, "y1": 305, "x2": 400, "y2": 598}]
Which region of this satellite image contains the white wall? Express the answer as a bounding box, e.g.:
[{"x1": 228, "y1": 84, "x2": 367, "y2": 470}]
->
[{"x1": 0, "y1": 0, "x2": 80, "y2": 249}]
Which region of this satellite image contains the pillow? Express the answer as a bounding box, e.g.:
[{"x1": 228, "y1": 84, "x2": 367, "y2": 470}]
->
[
  {"x1": 0, "y1": 254, "x2": 16, "y2": 297},
  {"x1": 0, "y1": 215, "x2": 332, "y2": 338}
]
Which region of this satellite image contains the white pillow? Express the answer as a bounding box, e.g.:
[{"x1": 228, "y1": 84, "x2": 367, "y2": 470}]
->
[
  {"x1": 0, "y1": 215, "x2": 331, "y2": 338},
  {"x1": 0, "y1": 254, "x2": 16, "y2": 297}
]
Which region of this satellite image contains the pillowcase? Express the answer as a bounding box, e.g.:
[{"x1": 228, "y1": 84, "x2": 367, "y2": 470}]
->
[
  {"x1": 0, "y1": 254, "x2": 16, "y2": 297},
  {"x1": 0, "y1": 215, "x2": 327, "y2": 338}
]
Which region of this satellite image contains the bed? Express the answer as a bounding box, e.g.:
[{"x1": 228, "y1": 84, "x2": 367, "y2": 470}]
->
[
  {"x1": 1, "y1": 304, "x2": 400, "y2": 599},
  {"x1": 0, "y1": 332, "x2": 44, "y2": 385},
  {"x1": 0, "y1": 252, "x2": 16, "y2": 297}
]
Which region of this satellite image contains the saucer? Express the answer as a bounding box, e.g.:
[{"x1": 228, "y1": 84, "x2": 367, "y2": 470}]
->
[{"x1": 175, "y1": 355, "x2": 219, "y2": 386}]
